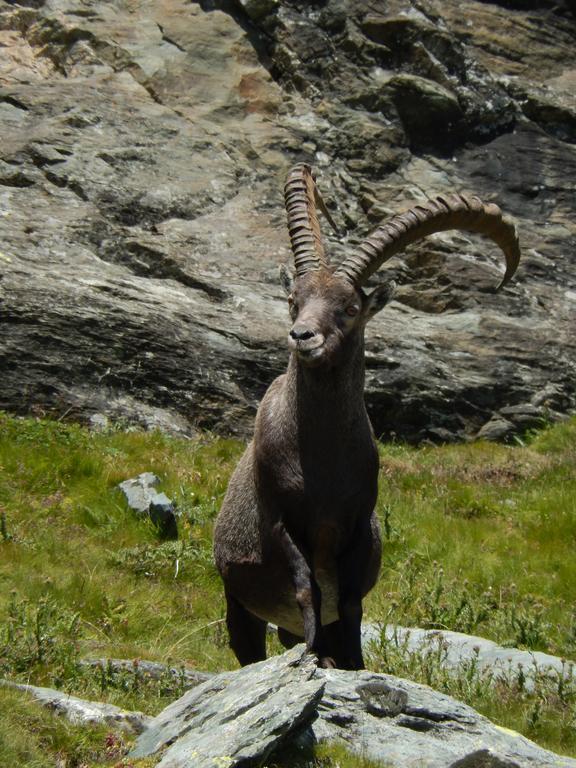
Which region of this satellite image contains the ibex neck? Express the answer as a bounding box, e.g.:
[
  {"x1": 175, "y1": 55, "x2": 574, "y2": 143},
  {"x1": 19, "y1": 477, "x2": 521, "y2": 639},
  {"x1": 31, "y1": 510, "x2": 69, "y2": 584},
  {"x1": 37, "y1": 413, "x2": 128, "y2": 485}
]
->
[{"x1": 287, "y1": 335, "x2": 367, "y2": 430}]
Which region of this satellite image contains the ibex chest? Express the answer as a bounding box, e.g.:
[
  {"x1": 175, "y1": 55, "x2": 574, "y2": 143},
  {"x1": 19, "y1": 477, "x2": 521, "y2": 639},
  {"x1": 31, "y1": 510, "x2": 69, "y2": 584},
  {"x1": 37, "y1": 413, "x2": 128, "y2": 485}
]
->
[{"x1": 300, "y1": 440, "x2": 379, "y2": 510}]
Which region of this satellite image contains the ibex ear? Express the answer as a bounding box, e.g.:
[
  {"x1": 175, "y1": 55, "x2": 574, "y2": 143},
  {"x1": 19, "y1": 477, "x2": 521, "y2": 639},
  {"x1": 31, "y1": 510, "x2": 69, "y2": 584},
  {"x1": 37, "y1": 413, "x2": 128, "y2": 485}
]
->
[
  {"x1": 364, "y1": 280, "x2": 396, "y2": 320},
  {"x1": 279, "y1": 264, "x2": 294, "y2": 296}
]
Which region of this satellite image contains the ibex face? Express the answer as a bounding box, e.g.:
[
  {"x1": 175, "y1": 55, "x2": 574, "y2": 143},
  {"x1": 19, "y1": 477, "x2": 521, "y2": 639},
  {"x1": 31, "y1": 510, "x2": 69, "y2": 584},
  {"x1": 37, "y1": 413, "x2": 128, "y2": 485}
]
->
[
  {"x1": 282, "y1": 270, "x2": 396, "y2": 368},
  {"x1": 284, "y1": 271, "x2": 360, "y2": 368}
]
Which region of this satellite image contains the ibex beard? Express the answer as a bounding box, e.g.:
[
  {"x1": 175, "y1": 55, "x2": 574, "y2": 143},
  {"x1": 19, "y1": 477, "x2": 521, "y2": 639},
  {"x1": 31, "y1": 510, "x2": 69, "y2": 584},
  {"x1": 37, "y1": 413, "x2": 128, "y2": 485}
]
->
[{"x1": 213, "y1": 164, "x2": 520, "y2": 670}]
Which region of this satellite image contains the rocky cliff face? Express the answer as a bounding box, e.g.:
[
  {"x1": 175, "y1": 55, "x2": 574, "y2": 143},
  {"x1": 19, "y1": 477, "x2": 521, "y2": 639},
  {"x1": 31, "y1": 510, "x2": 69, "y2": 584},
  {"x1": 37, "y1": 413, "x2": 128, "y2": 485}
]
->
[{"x1": 0, "y1": 0, "x2": 574, "y2": 441}]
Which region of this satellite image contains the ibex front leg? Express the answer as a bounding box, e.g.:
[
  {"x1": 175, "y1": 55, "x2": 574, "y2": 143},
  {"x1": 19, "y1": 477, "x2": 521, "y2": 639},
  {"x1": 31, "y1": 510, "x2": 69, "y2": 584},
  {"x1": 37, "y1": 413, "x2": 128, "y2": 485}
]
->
[
  {"x1": 274, "y1": 522, "x2": 334, "y2": 667},
  {"x1": 335, "y1": 516, "x2": 381, "y2": 670}
]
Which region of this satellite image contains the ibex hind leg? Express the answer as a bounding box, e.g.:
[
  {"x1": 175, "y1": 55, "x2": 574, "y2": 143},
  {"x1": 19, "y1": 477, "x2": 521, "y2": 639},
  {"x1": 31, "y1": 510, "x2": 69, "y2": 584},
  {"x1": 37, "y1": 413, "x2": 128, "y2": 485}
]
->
[{"x1": 225, "y1": 590, "x2": 267, "y2": 666}]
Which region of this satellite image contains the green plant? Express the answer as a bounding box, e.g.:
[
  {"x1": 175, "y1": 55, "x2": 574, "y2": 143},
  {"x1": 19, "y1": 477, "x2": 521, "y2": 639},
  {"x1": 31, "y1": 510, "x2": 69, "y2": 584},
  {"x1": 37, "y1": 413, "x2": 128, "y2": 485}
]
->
[
  {"x1": 0, "y1": 510, "x2": 12, "y2": 542},
  {"x1": 109, "y1": 539, "x2": 214, "y2": 581},
  {"x1": 1, "y1": 592, "x2": 81, "y2": 680},
  {"x1": 506, "y1": 598, "x2": 549, "y2": 649}
]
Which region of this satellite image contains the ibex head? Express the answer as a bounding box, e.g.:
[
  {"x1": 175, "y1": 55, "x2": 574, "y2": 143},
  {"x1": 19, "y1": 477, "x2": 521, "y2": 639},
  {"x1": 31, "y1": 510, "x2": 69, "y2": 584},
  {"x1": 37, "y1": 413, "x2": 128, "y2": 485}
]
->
[{"x1": 282, "y1": 163, "x2": 520, "y2": 368}]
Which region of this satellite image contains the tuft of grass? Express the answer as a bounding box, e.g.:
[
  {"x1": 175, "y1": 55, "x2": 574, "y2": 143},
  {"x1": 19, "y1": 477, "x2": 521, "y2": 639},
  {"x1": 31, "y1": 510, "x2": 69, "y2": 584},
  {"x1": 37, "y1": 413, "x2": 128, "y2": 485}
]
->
[
  {"x1": 269, "y1": 740, "x2": 392, "y2": 767},
  {"x1": 1, "y1": 411, "x2": 576, "y2": 763},
  {"x1": 367, "y1": 628, "x2": 576, "y2": 756},
  {"x1": 0, "y1": 686, "x2": 115, "y2": 767}
]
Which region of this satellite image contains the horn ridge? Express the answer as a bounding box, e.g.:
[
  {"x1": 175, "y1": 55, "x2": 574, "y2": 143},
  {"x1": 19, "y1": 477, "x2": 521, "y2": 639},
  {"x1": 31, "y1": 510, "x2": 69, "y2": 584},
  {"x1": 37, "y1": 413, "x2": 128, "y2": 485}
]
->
[
  {"x1": 284, "y1": 163, "x2": 328, "y2": 278},
  {"x1": 335, "y1": 193, "x2": 520, "y2": 290}
]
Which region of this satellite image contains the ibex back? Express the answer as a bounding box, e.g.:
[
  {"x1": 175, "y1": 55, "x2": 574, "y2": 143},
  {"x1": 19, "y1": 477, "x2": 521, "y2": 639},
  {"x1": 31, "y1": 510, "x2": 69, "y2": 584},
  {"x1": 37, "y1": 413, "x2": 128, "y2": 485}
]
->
[{"x1": 213, "y1": 164, "x2": 520, "y2": 669}]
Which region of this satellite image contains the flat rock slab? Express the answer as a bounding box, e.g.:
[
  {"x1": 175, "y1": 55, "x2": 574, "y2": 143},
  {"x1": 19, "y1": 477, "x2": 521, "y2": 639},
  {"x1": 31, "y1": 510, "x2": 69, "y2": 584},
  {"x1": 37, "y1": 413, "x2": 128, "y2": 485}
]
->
[
  {"x1": 362, "y1": 625, "x2": 575, "y2": 690},
  {"x1": 1, "y1": 680, "x2": 151, "y2": 734},
  {"x1": 130, "y1": 645, "x2": 325, "y2": 767},
  {"x1": 312, "y1": 668, "x2": 576, "y2": 768}
]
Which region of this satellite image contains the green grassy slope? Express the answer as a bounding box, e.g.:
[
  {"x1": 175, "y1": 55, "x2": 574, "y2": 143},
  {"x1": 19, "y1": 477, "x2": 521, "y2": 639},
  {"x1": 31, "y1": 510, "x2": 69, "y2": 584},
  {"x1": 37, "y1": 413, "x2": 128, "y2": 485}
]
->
[{"x1": 1, "y1": 412, "x2": 575, "y2": 765}]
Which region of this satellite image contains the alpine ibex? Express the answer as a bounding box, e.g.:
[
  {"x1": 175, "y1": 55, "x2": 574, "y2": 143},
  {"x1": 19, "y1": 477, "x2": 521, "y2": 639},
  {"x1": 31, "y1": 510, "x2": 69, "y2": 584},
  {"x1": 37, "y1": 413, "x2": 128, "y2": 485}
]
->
[{"x1": 213, "y1": 164, "x2": 520, "y2": 670}]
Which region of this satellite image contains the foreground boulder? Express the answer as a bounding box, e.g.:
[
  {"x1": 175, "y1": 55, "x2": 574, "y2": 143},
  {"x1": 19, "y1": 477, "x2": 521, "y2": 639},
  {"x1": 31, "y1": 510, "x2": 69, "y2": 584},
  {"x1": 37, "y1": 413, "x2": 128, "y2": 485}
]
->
[
  {"x1": 131, "y1": 645, "x2": 576, "y2": 768},
  {"x1": 131, "y1": 646, "x2": 324, "y2": 767},
  {"x1": 313, "y1": 669, "x2": 575, "y2": 768}
]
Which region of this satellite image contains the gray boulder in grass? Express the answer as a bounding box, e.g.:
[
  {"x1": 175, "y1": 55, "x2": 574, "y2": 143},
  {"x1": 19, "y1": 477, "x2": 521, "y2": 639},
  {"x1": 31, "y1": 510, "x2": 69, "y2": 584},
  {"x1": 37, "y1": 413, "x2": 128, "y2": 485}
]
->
[
  {"x1": 118, "y1": 472, "x2": 178, "y2": 539},
  {"x1": 0, "y1": 680, "x2": 151, "y2": 735}
]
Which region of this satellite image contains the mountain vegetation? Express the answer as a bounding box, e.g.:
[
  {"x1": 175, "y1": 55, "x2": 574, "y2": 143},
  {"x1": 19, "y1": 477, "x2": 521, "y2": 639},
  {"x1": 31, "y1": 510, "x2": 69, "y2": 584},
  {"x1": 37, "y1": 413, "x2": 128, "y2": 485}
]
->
[{"x1": 1, "y1": 412, "x2": 575, "y2": 765}]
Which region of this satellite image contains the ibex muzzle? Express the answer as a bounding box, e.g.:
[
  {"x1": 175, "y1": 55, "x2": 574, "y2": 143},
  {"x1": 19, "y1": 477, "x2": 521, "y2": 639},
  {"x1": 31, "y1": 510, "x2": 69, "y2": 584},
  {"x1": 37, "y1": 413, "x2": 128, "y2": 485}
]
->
[{"x1": 213, "y1": 164, "x2": 520, "y2": 669}]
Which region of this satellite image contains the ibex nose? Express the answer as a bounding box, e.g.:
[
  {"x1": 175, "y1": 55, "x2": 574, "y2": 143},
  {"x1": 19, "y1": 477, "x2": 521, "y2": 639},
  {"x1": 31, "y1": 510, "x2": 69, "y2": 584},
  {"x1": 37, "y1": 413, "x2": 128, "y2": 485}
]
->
[{"x1": 290, "y1": 326, "x2": 316, "y2": 341}]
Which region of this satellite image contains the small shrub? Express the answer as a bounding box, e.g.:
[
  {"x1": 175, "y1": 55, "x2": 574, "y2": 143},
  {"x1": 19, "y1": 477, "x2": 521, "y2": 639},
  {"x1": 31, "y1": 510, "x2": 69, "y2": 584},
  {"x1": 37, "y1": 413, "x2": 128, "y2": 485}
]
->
[
  {"x1": 110, "y1": 539, "x2": 215, "y2": 581},
  {"x1": 0, "y1": 510, "x2": 12, "y2": 542},
  {"x1": 0, "y1": 592, "x2": 81, "y2": 681}
]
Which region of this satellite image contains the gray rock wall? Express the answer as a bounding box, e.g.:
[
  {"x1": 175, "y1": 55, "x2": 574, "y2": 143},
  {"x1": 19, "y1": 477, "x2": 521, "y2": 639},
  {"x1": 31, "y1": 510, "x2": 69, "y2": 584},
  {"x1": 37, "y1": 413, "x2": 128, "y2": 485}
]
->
[{"x1": 1, "y1": 0, "x2": 574, "y2": 441}]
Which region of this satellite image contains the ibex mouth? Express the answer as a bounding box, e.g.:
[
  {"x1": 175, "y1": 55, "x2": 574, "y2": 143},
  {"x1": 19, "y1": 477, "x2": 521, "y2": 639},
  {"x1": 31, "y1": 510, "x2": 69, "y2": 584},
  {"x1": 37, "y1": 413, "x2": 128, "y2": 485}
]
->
[
  {"x1": 288, "y1": 333, "x2": 325, "y2": 364},
  {"x1": 297, "y1": 345, "x2": 325, "y2": 364}
]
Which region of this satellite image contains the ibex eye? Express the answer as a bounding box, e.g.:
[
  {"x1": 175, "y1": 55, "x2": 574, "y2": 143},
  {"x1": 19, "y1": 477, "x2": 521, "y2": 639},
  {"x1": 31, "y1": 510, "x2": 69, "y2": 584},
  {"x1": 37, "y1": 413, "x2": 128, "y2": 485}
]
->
[{"x1": 346, "y1": 306, "x2": 359, "y2": 317}]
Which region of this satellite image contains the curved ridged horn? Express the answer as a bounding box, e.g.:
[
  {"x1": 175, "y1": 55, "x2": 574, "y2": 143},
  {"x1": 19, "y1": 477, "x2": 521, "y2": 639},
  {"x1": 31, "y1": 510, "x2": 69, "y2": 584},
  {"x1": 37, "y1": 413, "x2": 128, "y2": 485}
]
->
[
  {"x1": 284, "y1": 164, "x2": 329, "y2": 277},
  {"x1": 335, "y1": 194, "x2": 520, "y2": 290}
]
